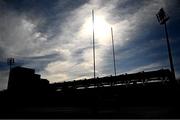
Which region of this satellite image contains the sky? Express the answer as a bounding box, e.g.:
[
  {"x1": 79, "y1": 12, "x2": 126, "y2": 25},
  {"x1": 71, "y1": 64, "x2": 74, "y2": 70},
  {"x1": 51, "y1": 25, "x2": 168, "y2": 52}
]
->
[{"x1": 0, "y1": 0, "x2": 180, "y2": 90}]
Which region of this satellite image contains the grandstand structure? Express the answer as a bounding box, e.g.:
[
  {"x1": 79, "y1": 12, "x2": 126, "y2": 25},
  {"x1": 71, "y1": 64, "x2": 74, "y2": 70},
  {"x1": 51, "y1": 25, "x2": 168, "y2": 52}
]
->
[{"x1": 51, "y1": 69, "x2": 175, "y2": 91}]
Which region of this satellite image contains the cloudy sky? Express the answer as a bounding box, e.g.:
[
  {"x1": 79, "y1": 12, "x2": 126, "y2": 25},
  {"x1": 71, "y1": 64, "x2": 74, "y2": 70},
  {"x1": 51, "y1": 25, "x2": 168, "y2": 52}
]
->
[{"x1": 0, "y1": 0, "x2": 180, "y2": 90}]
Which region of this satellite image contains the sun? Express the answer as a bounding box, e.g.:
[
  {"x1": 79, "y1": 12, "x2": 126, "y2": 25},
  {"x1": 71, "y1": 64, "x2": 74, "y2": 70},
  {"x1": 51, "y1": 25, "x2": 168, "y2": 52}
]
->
[
  {"x1": 93, "y1": 15, "x2": 110, "y2": 39},
  {"x1": 80, "y1": 14, "x2": 111, "y2": 44}
]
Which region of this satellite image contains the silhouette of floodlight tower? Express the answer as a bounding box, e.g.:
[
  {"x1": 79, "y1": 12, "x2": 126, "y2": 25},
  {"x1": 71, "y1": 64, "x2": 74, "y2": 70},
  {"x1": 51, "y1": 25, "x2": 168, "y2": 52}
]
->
[
  {"x1": 111, "y1": 27, "x2": 116, "y2": 76},
  {"x1": 156, "y1": 8, "x2": 176, "y2": 81},
  {"x1": 7, "y1": 58, "x2": 15, "y2": 71}
]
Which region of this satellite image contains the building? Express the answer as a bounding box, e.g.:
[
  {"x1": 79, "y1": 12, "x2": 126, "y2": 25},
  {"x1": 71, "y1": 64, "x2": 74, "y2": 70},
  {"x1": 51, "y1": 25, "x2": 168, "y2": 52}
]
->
[{"x1": 8, "y1": 66, "x2": 49, "y2": 94}]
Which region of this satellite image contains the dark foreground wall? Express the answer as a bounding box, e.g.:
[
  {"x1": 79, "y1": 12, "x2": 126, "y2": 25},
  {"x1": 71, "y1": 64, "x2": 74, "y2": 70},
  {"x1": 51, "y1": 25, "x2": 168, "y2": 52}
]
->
[
  {"x1": 0, "y1": 67, "x2": 179, "y2": 118},
  {"x1": 0, "y1": 81, "x2": 180, "y2": 119}
]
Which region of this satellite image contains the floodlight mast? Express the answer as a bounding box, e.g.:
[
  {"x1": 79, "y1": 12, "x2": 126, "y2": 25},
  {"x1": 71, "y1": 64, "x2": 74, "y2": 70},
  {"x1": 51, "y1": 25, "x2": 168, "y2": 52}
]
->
[
  {"x1": 156, "y1": 8, "x2": 176, "y2": 81},
  {"x1": 7, "y1": 58, "x2": 15, "y2": 71}
]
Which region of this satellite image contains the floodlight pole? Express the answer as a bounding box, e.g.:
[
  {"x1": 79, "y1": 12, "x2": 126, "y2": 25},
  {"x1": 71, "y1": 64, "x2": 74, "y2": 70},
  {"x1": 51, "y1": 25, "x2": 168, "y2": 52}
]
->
[
  {"x1": 7, "y1": 58, "x2": 15, "y2": 71},
  {"x1": 164, "y1": 22, "x2": 176, "y2": 80},
  {"x1": 92, "y1": 10, "x2": 96, "y2": 79},
  {"x1": 111, "y1": 27, "x2": 116, "y2": 76},
  {"x1": 156, "y1": 8, "x2": 176, "y2": 81}
]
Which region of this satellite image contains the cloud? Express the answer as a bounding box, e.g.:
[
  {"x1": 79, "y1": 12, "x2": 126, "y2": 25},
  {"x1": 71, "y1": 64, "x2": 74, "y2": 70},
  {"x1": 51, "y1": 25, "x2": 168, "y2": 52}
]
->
[
  {"x1": 127, "y1": 63, "x2": 165, "y2": 74},
  {"x1": 43, "y1": 0, "x2": 168, "y2": 80},
  {"x1": 0, "y1": 0, "x2": 179, "y2": 90},
  {"x1": 0, "y1": 0, "x2": 93, "y2": 88},
  {"x1": 0, "y1": 1, "x2": 63, "y2": 89}
]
